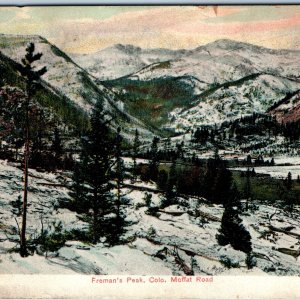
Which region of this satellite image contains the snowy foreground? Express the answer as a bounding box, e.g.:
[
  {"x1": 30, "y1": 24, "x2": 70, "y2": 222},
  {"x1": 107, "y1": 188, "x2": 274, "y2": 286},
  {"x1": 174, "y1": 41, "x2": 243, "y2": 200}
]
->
[{"x1": 0, "y1": 159, "x2": 300, "y2": 275}]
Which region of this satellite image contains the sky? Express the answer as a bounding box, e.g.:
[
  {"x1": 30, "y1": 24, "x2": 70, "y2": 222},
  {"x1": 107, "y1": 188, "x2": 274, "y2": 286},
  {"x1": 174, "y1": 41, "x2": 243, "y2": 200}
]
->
[{"x1": 0, "y1": 6, "x2": 299, "y2": 54}]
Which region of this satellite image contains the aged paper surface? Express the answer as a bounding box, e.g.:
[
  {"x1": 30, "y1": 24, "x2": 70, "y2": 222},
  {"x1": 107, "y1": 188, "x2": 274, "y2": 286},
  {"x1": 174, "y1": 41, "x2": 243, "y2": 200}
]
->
[{"x1": 0, "y1": 5, "x2": 300, "y2": 299}]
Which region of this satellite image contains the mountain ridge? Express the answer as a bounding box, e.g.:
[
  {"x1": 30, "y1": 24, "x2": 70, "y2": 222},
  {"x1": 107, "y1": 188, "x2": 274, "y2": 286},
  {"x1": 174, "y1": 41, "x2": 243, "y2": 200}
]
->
[
  {"x1": 1, "y1": 33, "x2": 300, "y2": 139},
  {"x1": 0, "y1": 33, "x2": 155, "y2": 139},
  {"x1": 102, "y1": 38, "x2": 300, "y2": 132}
]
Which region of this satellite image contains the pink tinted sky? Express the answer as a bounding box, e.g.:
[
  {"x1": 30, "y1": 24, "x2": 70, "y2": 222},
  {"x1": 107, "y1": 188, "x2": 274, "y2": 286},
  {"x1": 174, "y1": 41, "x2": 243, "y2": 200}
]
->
[{"x1": 0, "y1": 6, "x2": 299, "y2": 53}]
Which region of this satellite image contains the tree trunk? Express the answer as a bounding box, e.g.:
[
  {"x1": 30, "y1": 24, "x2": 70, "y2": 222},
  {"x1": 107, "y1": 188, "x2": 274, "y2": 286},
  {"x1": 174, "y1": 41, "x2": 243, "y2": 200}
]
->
[
  {"x1": 15, "y1": 146, "x2": 18, "y2": 161},
  {"x1": 93, "y1": 189, "x2": 99, "y2": 244},
  {"x1": 117, "y1": 177, "x2": 121, "y2": 219},
  {"x1": 20, "y1": 88, "x2": 30, "y2": 257}
]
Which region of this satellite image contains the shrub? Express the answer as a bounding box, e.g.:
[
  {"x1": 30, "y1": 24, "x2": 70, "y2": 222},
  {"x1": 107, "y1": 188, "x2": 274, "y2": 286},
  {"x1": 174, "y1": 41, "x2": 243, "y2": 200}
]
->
[
  {"x1": 216, "y1": 206, "x2": 252, "y2": 254},
  {"x1": 147, "y1": 226, "x2": 157, "y2": 238},
  {"x1": 145, "y1": 206, "x2": 160, "y2": 217},
  {"x1": 144, "y1": 193, "x2": 152, "y2": 207},
  {"x1": 245, "y1": 252, "x2": 257, "y2": 269},
  {"x1": 220, "y1": 255, "x2": 240, "y2": 268},
  {"x1": 36, "y1": 221, "x2": 66, "y2": 253}
]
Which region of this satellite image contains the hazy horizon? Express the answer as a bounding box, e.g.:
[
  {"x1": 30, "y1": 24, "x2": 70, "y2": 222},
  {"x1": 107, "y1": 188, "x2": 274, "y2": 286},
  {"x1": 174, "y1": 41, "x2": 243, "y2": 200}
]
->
[{"x1": 0, "y1": 6, "x2": 299, "y2": 54}]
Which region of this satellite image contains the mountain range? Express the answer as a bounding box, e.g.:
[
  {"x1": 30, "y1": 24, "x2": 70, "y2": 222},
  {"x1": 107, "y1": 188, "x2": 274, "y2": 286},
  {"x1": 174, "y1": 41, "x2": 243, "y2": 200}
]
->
[
  {"x1": 70, "y1": 44, "x2": 188, "y2": 81},
  {"x1": 1, "y1": 34, "x2": 300, "y2": 139}
]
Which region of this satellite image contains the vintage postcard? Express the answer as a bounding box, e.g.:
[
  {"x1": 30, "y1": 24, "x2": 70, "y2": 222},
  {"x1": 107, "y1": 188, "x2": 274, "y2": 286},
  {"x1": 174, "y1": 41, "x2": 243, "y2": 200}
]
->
[{"x1": 0, "y1": 4, "x2": 300, "y2": 299}]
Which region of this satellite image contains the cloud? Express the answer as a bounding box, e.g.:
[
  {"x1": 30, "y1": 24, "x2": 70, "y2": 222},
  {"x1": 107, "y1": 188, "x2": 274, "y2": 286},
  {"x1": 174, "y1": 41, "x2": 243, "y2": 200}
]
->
[{"x1": 0, "y1": 6, "x2": 299, "y2": 53}]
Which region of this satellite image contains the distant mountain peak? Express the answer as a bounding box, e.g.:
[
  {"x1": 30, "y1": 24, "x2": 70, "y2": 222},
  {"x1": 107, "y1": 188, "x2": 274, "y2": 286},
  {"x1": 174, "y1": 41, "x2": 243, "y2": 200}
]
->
[
  {"x1": 197, "y1": 39, "x2": 260, "y2": 51},
  {"x1": 112, "y1": 44, "x2": 142, "y2": 54},
  {"x1": 0, "y1": 33, "x2": 46, "y2": 43}
]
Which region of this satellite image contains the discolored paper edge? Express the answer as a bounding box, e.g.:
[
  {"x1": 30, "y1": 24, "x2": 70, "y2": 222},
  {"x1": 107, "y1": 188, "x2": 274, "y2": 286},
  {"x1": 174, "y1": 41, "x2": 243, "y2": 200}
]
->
[{"x1": 1, "y1": 275, "x2": 300, "y2": 299}]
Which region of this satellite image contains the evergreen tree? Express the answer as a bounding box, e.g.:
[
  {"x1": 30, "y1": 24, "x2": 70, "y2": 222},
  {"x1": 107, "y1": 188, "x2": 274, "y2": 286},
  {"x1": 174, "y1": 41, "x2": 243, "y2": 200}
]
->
[
  {"x1": 285, "y1": 172, "x2": 293, "y2": 191},
  {"x1": 228, "y1": 182, "x2": 242, "y2": 211},
  {"x1": 161, "y1": 159, "x2": 178, "y2": 208},
  {"x1": 30, "y1": 108, "x2": 47, "y2": 169},
  {"x1": 204, "y1": 149, "x2": 233, "y2": 204},
  {"x1": 132, "y1": 129, "x2": 140, "y2": 183},
  {"x1": 243, "y1": 168, "x2": 252, "y2": 211},
  {"x1": 157, "y1": 169, "x2": 168, "y2": 191},
  {"x1": 213, "y1": 147, "x2": 220, "y2": 160},
  {"x1": 115, "y1": 127, "x2": 123, "y2": 209},
  {"x1": 246, "y1": 155, "x2": 252, "y2": 166},
  {"x1": 148, "y1": 136, "x2": 159, "y2": 181},
  {"x1": 164, "y1": 137, "x2": 171, "y2": 154},
  {"x1": 212, "y1": 165, "x2": 233, "y2": 204},
  {"x1": 143, "y1": 192, "x2": 152, "y2": 207},
  {"x1": 216, "y1": 203, "x2": 252, "y2": 254},
  {"x1": 17, "y1": 43, "x2": 47, "y2": 257},
  {"x1": 176, "y1": 141, "x2": 184, "y2": 159},
  {"x1": 216, "y1": 157, "x2": 252, "y2": 253},
  {"x1": 281, "y1": 172, "x2": 296, "y2": 212},
  {"x1": 0, "y1": 86, "x2": 26, "y2": 160},
  {"x1": 69, "y1": 100, "x2": 116, "y2": 244},
  {"x1": 68, "y1": 162, "x2": 87, "y2": 213},
  {"x1": 30, "y1": 129, "x2": 44, "y2": 167},
  {"x1": 112, "y1": 127, "x2": 126, "y2": 244},
  {"x1": 51, "y1": 127, "x2": 63, "y2": 169},
  {"x1": 11, "y1": 195, "x2": 23, "y2": 217},
  {"x1": 203, "y1": 157, "x2": 219, "y2": 200},
  {"x1": 28, "y1": 106, "x2": 56, "y2": 170},
  {"x1": 165, "y1": 159, "x2": 178, "y2": 203}
]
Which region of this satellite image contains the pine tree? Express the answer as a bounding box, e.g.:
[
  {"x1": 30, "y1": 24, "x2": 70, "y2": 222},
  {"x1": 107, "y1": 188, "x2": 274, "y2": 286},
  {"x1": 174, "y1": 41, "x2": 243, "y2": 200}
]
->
[
  {"x1": 216, "y1": 204, "x2": 252, "y2": 254},
  {"x1": 11, "y1": 195, "x2": 23, "y2": 217},
  {"x1": 69, "y1": 99, "x2": 115, "y2": 244},
  {"x1": 216, "y1": 166, "x2": 252, "y2": 253},
  {"x1": 132, "y1": 129, "x2": 140, "y2": 183},
  {"x1": 17, "y1": 43, "x2": 47, "y2": 257},
  {"x1": 282, "y1": 172, "x2": 295, "y2": 212},
  {"x1": 165, "y1": 137, "x2": 171, "y2": 154},
  {"x1": 51, "y1": 127, "x2": 63, "y2": 169},
  {"x1": 148, "y1": 136, "x2": 159, "y2": 181},
  {"x1": 160, "y1": 159, "x2": 178, "y2": 208},
  {"x1": 246, "y1": 155, "x2": 252, "y2": 165},
  {"x1": 203, "y1": 161, "x2": 216, "y2": 200},
  {"x1": 68, "y1": 162, "x2": 87, "y2": 213},
  {"x1": 204, "y1": 149, "x2": 233, "y2": 204},
  {"x1": 30, "y1": 108, "x2": 47, "y2": 169},
  {"x1": 244, "y1": 168, "x2": 252, "y2": 211},
  {"x1": 112, "y1": 127, "x2": 126, "y2": 244},
  {"x1": 0, "y1": 86, "x2": 26, "y2": 160},
  {"x1": 212, "y1": 165, "x2": 233, "y2": 204},
  {"x1": 157, "y1": 169, "x2": 168, "y2": 191},
  {"x1": 286, "y1": 172, "x2": 293, "y2": 191},
  {"x1": 115, "y1": 127, "x2": 123, "y2": 211},
  {"x1": 165, "y1": 159, "x2": 177, "y2": 204}
]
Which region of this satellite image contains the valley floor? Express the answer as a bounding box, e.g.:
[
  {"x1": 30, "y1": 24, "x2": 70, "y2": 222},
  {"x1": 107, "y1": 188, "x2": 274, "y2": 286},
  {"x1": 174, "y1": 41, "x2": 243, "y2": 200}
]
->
[{"x1": 0, "y1": 159, "x2": 300, "y2": 275}]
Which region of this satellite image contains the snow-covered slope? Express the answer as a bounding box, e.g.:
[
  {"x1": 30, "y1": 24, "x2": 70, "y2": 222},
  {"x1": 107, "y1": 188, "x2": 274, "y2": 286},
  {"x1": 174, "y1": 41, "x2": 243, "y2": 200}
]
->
[
  {"x1": 70, "y1": 44, "x2": 188, "y2": 80},
  {"x1": 0, "y1": 34, "x2": 94, "y2": 112},
  {"x1": 2, "y1": 35, "x2": 300, "y2": 137},
  {"x1": 129, "y1": 39, "x2": 300, "y2": 83},
  {"x1": 167, "y1": 74, "x2": 300, "y2": 131},
  {"x1": 108, "y1": 39, "x2": 300, "y2": 132},
  {"x1": 0, "y1": 34, "x2": 154, "y2": 140},
  {"x1": 1, "y1": 159, "x2": 300, "y2": 275}
]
